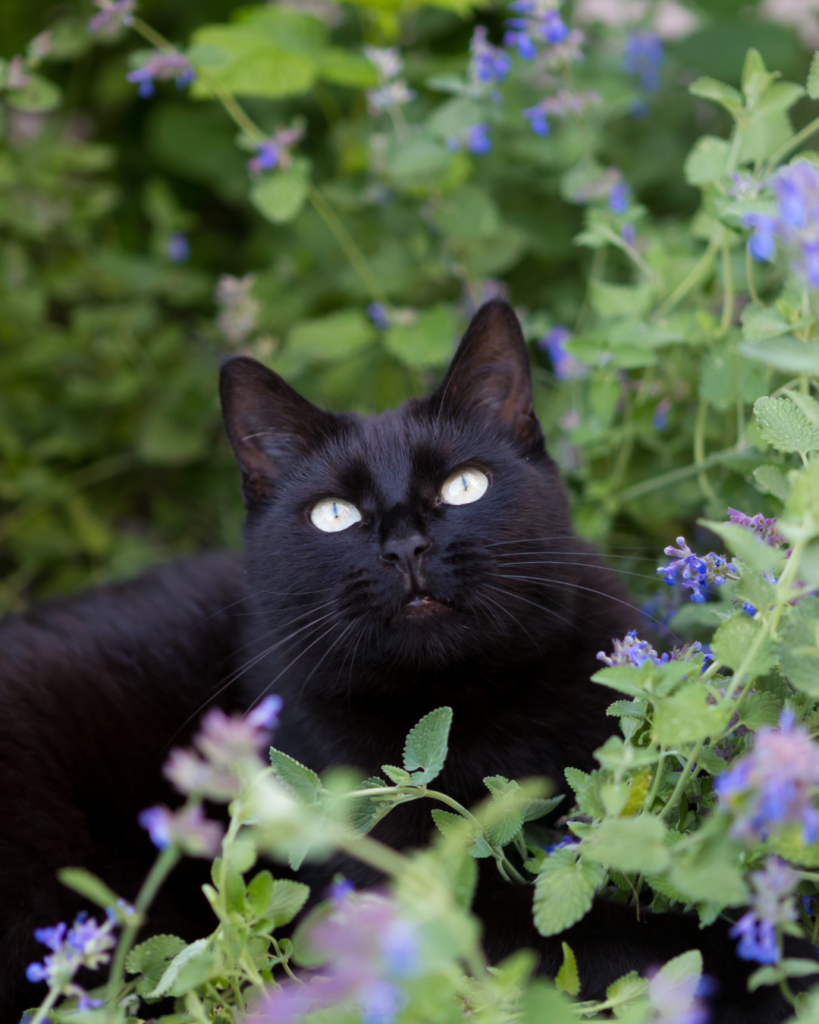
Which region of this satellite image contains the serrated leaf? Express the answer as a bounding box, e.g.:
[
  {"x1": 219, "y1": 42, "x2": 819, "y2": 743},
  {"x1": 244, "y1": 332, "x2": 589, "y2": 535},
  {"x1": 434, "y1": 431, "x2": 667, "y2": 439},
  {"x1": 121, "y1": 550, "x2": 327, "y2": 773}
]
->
[
  {"x1": 739, "y1": 690, "x2": 783, "y2": 730},
  {"x1": 590, "y1": 280, "x2": 654, "y2": 320},
  {"x1": 580, "y1": 815, "x2": 670, "y2": 874},
  {"x1": 712, "y1": 612, "x2": 777, "y2": 675},
  {"x1": 147, "y1": 938, "x2": 212, "y2": 999},
  {"x1": 565, "y1": 767, "x2": 606, "y2": 819},
  {"x1": 684, "y1": 136, "x2": 730, "y2": 186},
  {"x1": 741, "y1": 303, "x2": 792, "y2": 342},
  {"x1": 689, "y1": 77, "x2": 744, "y2": 118},
  {"x1": 251, "y1": 166, "x2": 308, "y2": 224},
  {"x1": 556, "y1": 942, "x2": 580, "y2": 996},
  {"x1": 668, "y1": 853, "x2": 749, "y2": 905},
  {"x1": 402, "y1": 706, "x2": 453, "y2": 785},
  {"x1": 754, "y1": 465, "x2": 791, "y2": 503},
  {"x1": 57, "y1": 868, "x2": 123, "y2": 916},
  {"x1": 246, "y1": 870, "x2": 274, "y2": 918},
  {"x1": 605, "y1": 969, "x2": 647, "y2": 1004},
  {"x1": 126, "y1": 935, "x2": 188, "y2": 1001},
  {"x1": 755, "y1": 396, "x2": 819, "y2": 454},
  {"x1": 432, "y1": 808, "x2": 470, "y2": 840},
  {"x1": 484, "y1": 774, "x2": 516, "y2": 796},
  {"x1": 784, "y1": 388, "x2": 819, "y2": 428},
  {"x1": 741, "y1": 49, "x2": 772, "y2": 107},
  {"x1": 607, "y1": 699, "x2": 648, "y2": 719},
  {"x1": 656, "y1": 949, "x2": 703, "y2": 986},
  {"x1": 382, "y1": 764, "x2": 412, "y2": 785},
  {"x1": 533, "y1": 849, "x2": 604, "y2": 936},
  {"x1": 809, "y1": 51, "x2": 819, "y2": 100},
  {"x1": 780, "y1": 597, "x2": 819, "y2": 695},
  {"x1": 522, "y1": 794, "x2": 565, "y2": 823},
  {"x1": 269, "y1": 748, "x2": 322, "y2": 803},
  {"x1": 346, "y1": 776, "x2": 399, "y2": 837},
  {"x1": 653, "y1": 682, "x2": 731, "y2": 746},
  {"x1": 264, "y1": 880, "x2": 310, "y2": 927},
  {"x1": 486, "y1": 806, "x2": 525, "y2": 847}
]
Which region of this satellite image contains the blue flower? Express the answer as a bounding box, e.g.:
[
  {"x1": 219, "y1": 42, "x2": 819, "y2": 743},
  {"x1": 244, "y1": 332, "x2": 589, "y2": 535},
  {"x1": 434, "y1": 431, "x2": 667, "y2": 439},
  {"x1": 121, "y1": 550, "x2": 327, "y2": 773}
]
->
[
  {"x1": 608, "y1": 182, "x2": 631, "y2": 214},
  {"x1": 126, "y1": 52, "x2": 195, "y2": 99},
  {"x1": 538, "y1": 325, "x2": 587, "y2": 380},
  {"x1": 730, "y1": 857, "x2": 799, "y2": 965},
  {"x1": 166, "y1": 233, "x2": 190, "y2": 264},
  {"x1": 367, "y1": 303, "x2": 391, "y2": 330},
  {"x1": 466, "y1": 123, "x2": 492, "y2": 154},
  {"x1": 623, "y1": 33, "x2": 664, "y2": 92},
  {"x1": 653, "y1": 398, "x2": 670, "y2": 431},
  {"x1": 744, "y1": 213, "x2": 777, "y2": 263},
  {"x1": 504, "y1": 1, "x2": 569, "y2": 59},
  {"x1": 523, "y1": 106, "x2": 550, "y2": 136},
  {"x1": 657, "y1": 537, "x2": 738, "y2": 602},
  {"x1": 469, "y1": 26, "x2": 511, "y2": 85},
  {"x1": 743, "y1": 603, "x2": 757, "y2": 616}
]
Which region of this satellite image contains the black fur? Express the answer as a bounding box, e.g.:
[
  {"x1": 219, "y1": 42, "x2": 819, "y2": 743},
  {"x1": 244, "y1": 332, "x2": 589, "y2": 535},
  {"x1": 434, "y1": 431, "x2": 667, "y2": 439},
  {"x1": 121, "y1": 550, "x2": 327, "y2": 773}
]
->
[{"x1": 0, "y1": 302, "x2": 807, "y2": 1022}]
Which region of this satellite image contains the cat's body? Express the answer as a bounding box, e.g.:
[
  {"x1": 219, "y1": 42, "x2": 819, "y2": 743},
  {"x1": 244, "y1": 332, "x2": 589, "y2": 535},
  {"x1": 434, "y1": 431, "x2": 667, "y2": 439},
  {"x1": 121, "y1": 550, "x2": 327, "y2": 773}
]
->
[{"x1": 0, "y1": 302, "x2": 806, "y2": 1023}]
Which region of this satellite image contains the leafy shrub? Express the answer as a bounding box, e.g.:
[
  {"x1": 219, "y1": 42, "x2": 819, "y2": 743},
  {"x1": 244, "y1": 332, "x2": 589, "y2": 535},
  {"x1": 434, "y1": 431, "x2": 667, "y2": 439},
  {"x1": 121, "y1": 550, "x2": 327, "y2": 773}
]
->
[{"x1": 10, "y1": 0, "x2": 819, "y2": 1021}]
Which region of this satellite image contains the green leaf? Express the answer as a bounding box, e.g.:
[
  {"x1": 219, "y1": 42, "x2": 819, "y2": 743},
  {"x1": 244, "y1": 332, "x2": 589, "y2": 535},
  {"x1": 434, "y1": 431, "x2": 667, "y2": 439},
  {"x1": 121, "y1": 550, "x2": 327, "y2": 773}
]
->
[
  {"x1": 741, "y1": 49, "x2": 774, "y2": 108},
  {"x1": 605, "y1": 970, "x2": 647, "y2": 1005},
  {"x1": 668, "y1": 852, "x2": 749, "y2": 905},
  {"x1": 246, "y1": 870, "x2": 274, "y2": 918},
  {"x1": 316, "y1": 48, "x2": 377, "y2": 88},
  {"x1": 147, "y1": 938, "x2": 212, "y2": 998},
  {"x1": 432, "y1": 808, "x2": 470, "y2": 841},
  {"x1": 522, "y1": 795, "x2": 565, "y2": 822},
  {"x1": 754, "y1": 396, "x2": 819, "y2": 454},
  {"x1": 346, "y1": 776, "x2": 401, "y2": 836},
  {"x1": 607, "y1": 699, "x2": 648, "y2": 719},
  {"x1": 689, "y1": 77, "x2": 744, "y2": 119},
  {"x1": 739, "y1": 690, "x2": 783, "y2": 730},
  {"x1": 189, "y1": 27, "x2": 316, "y2": 98},
  {"x1": 251, "y1": 166, "x2": 309, "y2": 225},
  {"x1": 699, "y1": 520, "x2": 780, "y2": 572},
  {"x1": 57, "y1": 868, "x2": 123, "y2": 915},
  {"x1": 653, "y1": 682, "x2": 731, "y2": 746},
  {"x1": 402, "y1": 706, "x2": 453, "y2": 784},
  {"x1": 287, "y1": 309, "x2": 375, "y2": 362},
  {"x1": 533, "y1": 848, "x2": 604, "y2": 936},
  {"x1": 384, "y1": 305, "x2": 456, "y2": 370},
  {"x1": 754, "y1": 465, "x2": 791, "y2": 503},
  {"x1": 741, "y1": 303, "x2": 793, "y2": 342},
  {"x1": 382, "y1": 764, "x2": 412, "y2": 785},
  {"x1": 809, "y1": 50, "x2": 819, "y2": 100},
  {"x1": 780, "y1": 597, "x2": 819, "y2": 695},
  {"x1": 741, "y1": 338, "x2": 819, "y2": 375},
  {"x1": 784, "y1": 388, "x2": 819, "y2": 429},
  {"x1": 6, "y1": 74, "x2": 61, "y2": 112},
  {"x1": 565, "y1": 767, "x2": 606, "y2": 819},
  {"x1": 592, "y1": 659, "x2": 689, "y2": 700},
  {"x1": 269, "y1": 748, "x2": 322, "y2": 803},
  {"x1": 749, "y1": 958, "x2": 819, "y2": 991},
  {"x1": 712, "y1": 612, "x2": 776, "y2": 674},
  {"x1": 654, "y1": 950, "x2": 703, "y2": 993},
  {"x1": 580, "y1": 815, "x2": 670, "y2": 874},
  {"x1": 684, "y1": 136, "x2": 730, "y2": 186},
  {"x1": 556, "y1": 942, "x2": 580, "y2": 996},
  {"x1": 264, "y1": 879, "x2": 311, "y2": 927},
  {"x1": 590, "y1": 280, "x2": 654, "y2": 320},
  {"x1": 126, "y1": 935, "x2": 188, "y2": 1000}
]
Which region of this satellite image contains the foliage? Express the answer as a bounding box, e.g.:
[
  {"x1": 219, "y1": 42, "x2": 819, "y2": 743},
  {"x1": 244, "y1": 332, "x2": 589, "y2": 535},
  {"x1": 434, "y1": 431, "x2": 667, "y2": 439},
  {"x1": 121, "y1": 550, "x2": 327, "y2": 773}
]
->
[{"x1": 13, "y1": 0, "x2": 819, "y2": 1021}]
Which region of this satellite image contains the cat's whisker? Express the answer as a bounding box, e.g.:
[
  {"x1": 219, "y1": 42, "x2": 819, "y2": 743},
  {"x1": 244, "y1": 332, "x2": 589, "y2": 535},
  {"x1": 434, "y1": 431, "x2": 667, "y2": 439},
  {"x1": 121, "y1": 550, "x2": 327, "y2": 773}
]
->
[
  {"x1": 483, "y1": 583, "x2": 578, "y2": 631},
  {"x1": 495, "y1": 560, "x2": 659, "y2": 581},
  {"x1": 477, "y1": 592, "x2": 543, "y2": 651},
  {"x1": 490, "y1": 573, "x2": 681, "y2": 641},
  {"x1": 486, "y1": 537, "x2": 662, "y2": 553},
  {"x1": 295, "y1": 618, "x2": 361, "y2": 704}
]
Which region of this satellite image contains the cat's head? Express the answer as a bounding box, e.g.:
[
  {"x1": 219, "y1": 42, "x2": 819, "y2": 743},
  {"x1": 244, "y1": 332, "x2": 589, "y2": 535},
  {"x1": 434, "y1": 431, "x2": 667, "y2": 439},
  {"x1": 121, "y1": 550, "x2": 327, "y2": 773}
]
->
[{"x1": 220, "y1": 301, "x2": 583, "y2": 692}]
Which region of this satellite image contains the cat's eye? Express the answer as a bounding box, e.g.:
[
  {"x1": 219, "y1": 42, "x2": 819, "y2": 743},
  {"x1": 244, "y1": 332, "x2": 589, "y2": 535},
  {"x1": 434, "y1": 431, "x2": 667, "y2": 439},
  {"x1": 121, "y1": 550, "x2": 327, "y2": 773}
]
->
[
  {"x1": 310, "y1": 498, "x2": 362, "y2": 533},
  {"x1": 439, "y1": 468, "x2": 489, "y2": 506}
]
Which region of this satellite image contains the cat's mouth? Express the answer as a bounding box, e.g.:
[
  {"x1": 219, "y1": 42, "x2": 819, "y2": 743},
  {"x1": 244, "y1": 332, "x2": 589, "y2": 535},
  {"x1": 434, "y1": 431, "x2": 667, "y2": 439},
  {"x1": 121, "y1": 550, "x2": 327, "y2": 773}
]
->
[{"x1": 400, "y1": 594, "x2": 452, "y2": 619}]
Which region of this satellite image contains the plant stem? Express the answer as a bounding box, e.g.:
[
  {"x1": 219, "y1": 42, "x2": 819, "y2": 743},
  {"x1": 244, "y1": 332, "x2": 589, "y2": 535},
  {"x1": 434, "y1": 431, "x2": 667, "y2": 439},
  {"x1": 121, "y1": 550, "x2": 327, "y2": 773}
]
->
[
  {"x1": 644, "y1": 745, "x2": 666, "y2": 813},
  {"x1": 105, "y1": 845, "x2": 181, "y2": 1019},
  {"x1": 694, "y1": 398, "x2": 718, "y2": 503},
  {"x1": 764, "y1": 114, "x2": 819, "y2": 175},
  {"x1": 658, "y1": 238, "x2": 719, "y2": 316},
  {"x1": 746, "y1": 244, "x2": 760, "y2": 304},
  {"x1": 659, "y1": 739, "x2": 704, "y2": 820},
  {"x1": 719, "y1": 229, "x2": 735, "y2": 336},
  {"x1": 30, "y1": 986, "x2": 60, "y2": 1024}
]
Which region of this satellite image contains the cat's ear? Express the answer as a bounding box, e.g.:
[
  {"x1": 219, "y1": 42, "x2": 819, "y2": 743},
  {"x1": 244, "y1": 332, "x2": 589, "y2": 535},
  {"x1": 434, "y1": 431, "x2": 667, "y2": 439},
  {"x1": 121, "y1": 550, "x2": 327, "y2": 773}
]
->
[
  {"x1": 430, "y1": 300, "x2": 543, "y2": 452},
  {"x1": 220, "y1": 355, "x2": 338, "y2": 504}
]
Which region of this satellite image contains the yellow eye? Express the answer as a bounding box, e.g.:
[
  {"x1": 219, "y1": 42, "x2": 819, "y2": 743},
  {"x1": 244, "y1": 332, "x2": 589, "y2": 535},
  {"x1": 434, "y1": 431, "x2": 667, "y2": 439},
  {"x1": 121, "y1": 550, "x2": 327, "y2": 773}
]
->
[
  {"x1": 310, "y1": 498, "x2": 362, "y2": 533},
  {"x1": 439, "y1": 468, "x2": 489, "y2": 506}
]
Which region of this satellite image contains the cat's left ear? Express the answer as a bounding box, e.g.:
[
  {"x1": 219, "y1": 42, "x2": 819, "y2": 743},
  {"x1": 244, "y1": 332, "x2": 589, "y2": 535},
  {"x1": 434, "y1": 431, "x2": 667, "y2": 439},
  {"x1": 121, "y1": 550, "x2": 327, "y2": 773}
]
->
[
  {"x1": 220, "y1": 355, "x2": 339, "y2": 505},
  {"x1": 429, "y1": 300, "x2": 543, "y2": 453}
]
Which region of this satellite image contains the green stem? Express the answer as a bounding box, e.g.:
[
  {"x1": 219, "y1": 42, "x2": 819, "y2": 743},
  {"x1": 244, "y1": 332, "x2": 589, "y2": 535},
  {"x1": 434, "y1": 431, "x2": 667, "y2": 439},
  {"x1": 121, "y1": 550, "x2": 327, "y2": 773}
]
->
[
  {"x1": 306, "y1": 183, "x2": 385, "y2": 303},
  {"x1": 657, "y1": 238, "x2": 719, "y2": 316},
  {"x1": 659, "y1": 738, "x2": 705, "y2": 820},
  {"x1": 764, "y1": 113, "x2": 819, "y2": 175},
  {"x1": 613, "y1": 448, "x2": 732, "y2": 507},
  {"x1": 694, "y1": 398, "x2": 718, "y2": 503},
  {"x1": 746, "y1": 244, "x2": 760, "y2": 304},
  {"x1": 719, "y1": 229, "x2": 735, "y2": 336},
  {"x1": 30, "y1": 986, "x2": 61, "y2": 1024},
  {"x1": 105, "y1": 845, "x2": 181, "y2": 1019},
  {"x1": 644, "y1": 746, "x2": 666, "y2": 813},
  {"x1": 424, "y1": 789, "x2": 485, "y2": 832}
]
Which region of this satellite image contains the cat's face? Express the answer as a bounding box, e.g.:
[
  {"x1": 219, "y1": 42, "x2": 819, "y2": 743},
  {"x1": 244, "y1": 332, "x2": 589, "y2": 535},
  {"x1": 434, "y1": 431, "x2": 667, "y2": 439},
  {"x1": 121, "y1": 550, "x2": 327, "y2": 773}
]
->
[{"x1": 221, "y1": 301, "x2": 579, "y2": 692}]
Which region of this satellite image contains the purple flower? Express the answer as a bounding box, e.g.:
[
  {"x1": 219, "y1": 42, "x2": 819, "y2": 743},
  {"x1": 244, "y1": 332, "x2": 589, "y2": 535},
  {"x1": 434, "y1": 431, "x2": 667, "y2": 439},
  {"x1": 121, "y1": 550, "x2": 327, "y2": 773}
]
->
[
  {"x1": 164, "y1": 748, "x2": 239, "y2": 800},
  {"x1": 744, "y1": 213, "x2": 777, "y2": 263},
  {"x1": 138, "y1": 803, "x2": 224, "y2": 856},
  {"x1": 361, "y1": 980, "x2": 402, "y2": 1024},
  {"x1": 469, "y1": 26, "x2": 511, "y2": 85},
  {"x1": 331, "y1": 877, "x2": 356, "y2": 905},
  {"x1": 730, "y1": 857, "x2": 799, "y2": 964},
  {"x1": 623, "y1": 33, "x2": 664, "y2": 92},
  {"x1": 657, "y1": 537, "x2": 738, "y2": 602},
  {"x1": 621, "y1": 223, "x2": 636, "y2": 245},
  {"x1": 126, "y1": 52, "x2": 195, "y2": 99},
  {"x1": 608, "y1": 182, "x2": 631, "y2": 214},
  {"x1": 88, "y1": 0, "x2": 135, "y2": 35},
  {"x1": 726, "y1": 507, "x2": 785, "y2": 547},
  {"x1": 597, "y1": 629, "x2": 668, "y2": 668},
  {"x1": 248, "y1": 128, "x2": 305, "y2": 175},
  {"x1": 195, "y1": 694, "x2": 282, "y2": 766},
  {"x1": 524, "y1": 105, "x2": 551, "y2": 136},
  {"x1": 743, "y1": 602, "x2": 757, "y2": 616},
  {"x1": 26, "y1": 913, "x2": 116, "y2": 1000},
  {"x1": 466, "y1": 123, "x2": 491, "y2": 154},
  {"x1": 503, "y1": 0, "x2": 569, "y2": 59},
  {"x1": 538, "y1": 325, "x2": 587, "y2": 380},
  {"x1": 653, "y1": 397, "x2": 671, "y2": 431},
  {"x1": 544, "y1": 836, "x2": 578, "y2": 855},
  {"x1": 166, "y1": 232, "x2": 190, "y2": 264},
  {"x1": 716, "y1": 710, "x2": 819, "y2": 843},
  {"x1": 367, "y1": 303, "x2": 391, "y2": 330}
]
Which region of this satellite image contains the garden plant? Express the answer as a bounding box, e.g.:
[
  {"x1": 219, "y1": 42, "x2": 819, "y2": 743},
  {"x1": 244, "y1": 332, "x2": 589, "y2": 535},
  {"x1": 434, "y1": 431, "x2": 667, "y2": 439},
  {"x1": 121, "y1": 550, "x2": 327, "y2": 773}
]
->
[{"x1": 9, "y1": 0, "x2": 819, "y2": 1020}]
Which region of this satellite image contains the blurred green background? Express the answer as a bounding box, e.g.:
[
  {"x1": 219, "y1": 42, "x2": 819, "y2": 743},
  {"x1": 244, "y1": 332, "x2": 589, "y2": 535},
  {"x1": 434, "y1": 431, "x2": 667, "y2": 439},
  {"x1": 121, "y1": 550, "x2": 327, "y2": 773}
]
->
[{"x1": 0, "y1": 0, "x2": 814, "y2": 614}]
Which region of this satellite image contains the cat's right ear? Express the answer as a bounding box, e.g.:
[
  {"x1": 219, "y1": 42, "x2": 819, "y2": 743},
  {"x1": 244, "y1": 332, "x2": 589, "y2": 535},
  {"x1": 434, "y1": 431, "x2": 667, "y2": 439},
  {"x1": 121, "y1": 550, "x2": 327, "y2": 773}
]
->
[{"x1": 220, "y1": 355, "x2": 337, "y2": 505}]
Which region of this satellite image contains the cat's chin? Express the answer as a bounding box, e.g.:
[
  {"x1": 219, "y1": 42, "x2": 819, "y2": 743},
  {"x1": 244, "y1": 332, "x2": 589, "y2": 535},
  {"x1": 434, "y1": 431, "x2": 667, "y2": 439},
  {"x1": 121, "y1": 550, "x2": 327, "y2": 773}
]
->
[{"x1": 397, "y1": 594, "x2": 452, "y2": 620}]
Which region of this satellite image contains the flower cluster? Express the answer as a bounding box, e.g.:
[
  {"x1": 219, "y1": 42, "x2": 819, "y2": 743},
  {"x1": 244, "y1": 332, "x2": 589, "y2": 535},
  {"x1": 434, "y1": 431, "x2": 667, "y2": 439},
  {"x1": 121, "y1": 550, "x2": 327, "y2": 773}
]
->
[
  {"x1": 127, "y1": 51, "x2": 195, "y2": 98},
  {"x1": 468, "y1": 26, "x2": 511, "y2": 87},
  {"x1": 138, "y1": 802, "x2": 224, "y2": 856},
  {"x1": 622, "y1": 33, "x2": 665, "y2": 92},
  {"x1": 716, "y1": 709, "x2": 819, "y2": 844},
  {"x1": 538, "y1": 325, "x2": 588, "y2": 380},
  {"x1": 730, "y1": 857, "x2": 799, "y2": 964},
  {"x1": 365, "y1": 47, "x2": 416, "y2": 115},
  {"x1": 446, "y1": 123, "x2": 492, "y2": 155},
  {"x1": 727, "y1": 507, "x2": 786, "y2": 548},
  {"x1": 88, "y1": 0, "x2": 135, "y2": 35},
  {"x1": 504, "y1": 0, "x2": 570, "y2": 59},
  {"x1": 523, "y1": 89, "x2": 600, "y2": 136},
  {"x1": 26, "y1": 912, "x2": 118, "y2": 1009},
  {"x1": 215, "y1": 272, "x2": 260, "y2": 346},
  {"x1": 597, "y1": 631, "x2": 710, "y2": 669},
  {"x1": 248, "y1": 127, "x2": 305, "y2": 175},
  {"x1": 252, "y1": 888, "x2": 420, "y2": 1024},
  {"x1": 657, "y1": 537, "x2": 738, "y2": 602},
  {"x1": 745, "y1": 161, "x2": 819, "y2": 287}
]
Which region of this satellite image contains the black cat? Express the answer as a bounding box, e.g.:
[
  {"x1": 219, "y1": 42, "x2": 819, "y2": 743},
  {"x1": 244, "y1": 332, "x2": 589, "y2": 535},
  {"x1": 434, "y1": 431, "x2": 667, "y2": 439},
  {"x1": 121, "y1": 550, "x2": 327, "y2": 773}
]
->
[{"x1": 0, "y1": 302, "x2": 801, "y2": 1023}]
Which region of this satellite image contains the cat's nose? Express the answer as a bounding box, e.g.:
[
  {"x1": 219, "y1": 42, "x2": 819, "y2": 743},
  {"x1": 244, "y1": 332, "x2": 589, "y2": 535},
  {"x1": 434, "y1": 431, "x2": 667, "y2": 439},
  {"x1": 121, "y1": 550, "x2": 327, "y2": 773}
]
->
[{"x1": 381, "y1": 533, "x2": 430, "y2": 574}]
